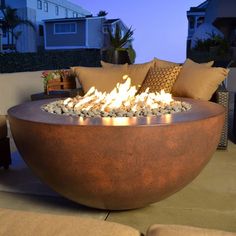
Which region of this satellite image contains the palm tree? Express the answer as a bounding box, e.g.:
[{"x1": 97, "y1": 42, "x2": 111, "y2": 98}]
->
[
  {"x1": 108, "y1": 24, "x2": 134, "y2": 50},
  {"x1": 0, "y1": 6, "x2": 35, "y2": 50},
  {"x1": 106, "y1": 24, "x2": 136, "y2": 63}
]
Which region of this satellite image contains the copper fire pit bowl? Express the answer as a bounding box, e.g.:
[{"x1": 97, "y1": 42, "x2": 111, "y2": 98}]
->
[{"x1": 8, "y1": 98, "x2": 225, "y2": 210}]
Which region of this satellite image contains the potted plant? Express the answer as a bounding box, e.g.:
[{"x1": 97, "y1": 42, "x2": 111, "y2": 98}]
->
[
  {"x1": 103, "y1": 24, "x2": 135, "y2": 64},
  {"x1": 41, "y1": 70, "x2": 76, "y2": 94}
]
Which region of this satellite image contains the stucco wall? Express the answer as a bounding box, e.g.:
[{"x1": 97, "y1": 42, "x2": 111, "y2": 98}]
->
[{"x1": 0, "y1": 71, "x2": 43, "y2": 115}]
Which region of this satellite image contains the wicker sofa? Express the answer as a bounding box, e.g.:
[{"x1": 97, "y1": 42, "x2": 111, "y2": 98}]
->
[{"x1": 211, "y1": 83, "x2": 229, "y2": 149}]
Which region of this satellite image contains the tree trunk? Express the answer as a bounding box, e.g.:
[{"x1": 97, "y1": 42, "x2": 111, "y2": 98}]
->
[{"x1": 112, "y1": 50, "x2": 131, "y2": 64}]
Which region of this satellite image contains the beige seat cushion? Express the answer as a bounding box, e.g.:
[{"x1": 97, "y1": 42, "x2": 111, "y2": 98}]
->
[
  {"x1": 146, "y1": 224, "x2": 236, "y2": 236},
  {"x1": 0, "y1": 115, "x2": 7, "y2": 139},
  {"x1": 172, "y1": 59, "x2": 229, "y2": 101},
  {"x1": 101, "y1": 60, "x2": 154, "y2": 88},
  {"x1": 138, "y1": 65, "x2": 182, "y2": 94},
  {"x1": 71, "y1": 66, "x2": 127, "y2": 93},
  {"x1": 0, "y1": 208, "x2": 141, "y2": 236}
]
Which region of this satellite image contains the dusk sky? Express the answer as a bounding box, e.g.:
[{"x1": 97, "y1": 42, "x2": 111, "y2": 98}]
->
[{"x1": 71, "y1": 0, "x2": 204, "y2": 63}]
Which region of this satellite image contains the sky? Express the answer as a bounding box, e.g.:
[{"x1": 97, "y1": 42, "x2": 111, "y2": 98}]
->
[{"x1": 70, "y1": 0, "x2": 204, "y2": 63}]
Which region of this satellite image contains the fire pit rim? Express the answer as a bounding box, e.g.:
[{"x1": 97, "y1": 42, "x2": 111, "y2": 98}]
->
[{"x1": 7, "y1": 98, "x2": 225, "y2": 127}]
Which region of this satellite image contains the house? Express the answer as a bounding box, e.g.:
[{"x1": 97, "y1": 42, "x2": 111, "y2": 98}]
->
[
  {"x1": 0, "y1": 0, "x2": 91, "y2": 52},
  {"x1": 186, "y1": 0, "x2": 209, "y2": 50},
  {"x1": 43, "y1": 17, "x2": 129, "y2": 50},
  {"x1": 187, "y1": 0, "x2": 236, "y2": 54},
  {"x1": 205, "y1": 0, "x2": 236, "y2": 45}
]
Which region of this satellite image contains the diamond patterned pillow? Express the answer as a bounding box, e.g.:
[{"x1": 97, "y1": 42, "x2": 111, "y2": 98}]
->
[{"x1": 138, "y1": 66, "x2": 182, "y2": 94}]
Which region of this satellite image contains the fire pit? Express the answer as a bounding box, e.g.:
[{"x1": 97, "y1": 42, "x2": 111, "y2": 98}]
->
[
  {"x1": 42, "y1": 77, "x2": 191, "y2": 118},
  {"x1": 8, "y1": 96, "x2": 225, "y2": 210}
]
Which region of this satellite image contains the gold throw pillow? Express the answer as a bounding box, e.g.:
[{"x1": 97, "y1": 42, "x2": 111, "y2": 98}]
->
[{"x1": 138, "y1": 66, "x2": 182, "y2": 94}]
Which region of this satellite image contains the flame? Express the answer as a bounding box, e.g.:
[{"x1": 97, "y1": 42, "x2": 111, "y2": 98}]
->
[{"x1": 70, "y1": 75, "x2": 173, "y2": 114}]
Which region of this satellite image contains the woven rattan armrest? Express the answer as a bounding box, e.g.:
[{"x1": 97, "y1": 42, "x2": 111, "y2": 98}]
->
[{"x1": 211, "y1": 84, "x2": 229, "y2": 149}]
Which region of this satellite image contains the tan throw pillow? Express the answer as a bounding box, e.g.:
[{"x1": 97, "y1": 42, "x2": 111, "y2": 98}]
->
[
  {"x1": 71, "y1": 66, "x2": 127, "y2": 93},
  {"x1": 172, "y1": 59, "x2": 229, "y2": 100},
  {"x1": 154, "y1": 57, "x2": 180, "y2": 68},
  {"x1": 101, "y1": 60, "x2": 154, "y2": 88},
  {"x1": 138, "y1": 66, "x2": 182, "y2": 94}
]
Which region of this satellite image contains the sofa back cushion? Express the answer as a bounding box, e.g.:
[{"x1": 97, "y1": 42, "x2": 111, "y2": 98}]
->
[
  {"x1": 138, "y1": 66, "x2": 182, "y2": 94},
  {"x1": 71, "y1": 66, "x2": 127, "y2": 93},
  {"x1": 101, "y1": 60, "x2": 154, "y2": 88},
  {"x1": 172, "y1": 59, "x2": 229, "y2": 101}
]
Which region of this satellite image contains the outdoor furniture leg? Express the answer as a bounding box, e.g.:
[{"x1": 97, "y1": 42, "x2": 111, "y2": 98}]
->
[{"x1": 0, "y1": 137, "x2": 11, "y2": 169}]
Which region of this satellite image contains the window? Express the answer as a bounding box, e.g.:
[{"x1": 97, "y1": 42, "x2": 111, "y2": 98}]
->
[
  {"x1": 65, "y1": 8, "x2": 68, "y2": 17},
  {"x1": 2, "y1": 26, "x2": 6, "y2": 38},
  {"x1": 37, "y1": 0, "x2": 42, "y2": 9},
  {"x1": 103, "y1": 26, "x2": 109, "y2": 33},
  {"x1": 44, "y1": 1, "x2": 48, "y2": 12},
  {"x1": 73, "y1": 12, "x2": 77, "y2": 18},
  {"x1": 54, "y1": 23, "x2": 76, "y2": 34},
  {"x1": 55, "y1": 5, "x2": 59, "y2": 15},
  {"x1": 39, "y1": 25, "x2": 44, "y2": 36},
  {"x1": 188, "y1": 16, "x2": 195, "y2": 29},
  {"x1": 197, "y1": 17, "x2": 204, "y2": 27}
]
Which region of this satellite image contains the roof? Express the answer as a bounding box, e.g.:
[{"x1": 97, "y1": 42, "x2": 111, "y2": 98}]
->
[
  {"x1": 44, "y1": 0, "x2": 91, "y2": 16},
  {"x1": 43, "y1": 16, "x2": 104, "y2": 23},
  {"x1": 104, "y1": 19, "x2": 120, "y2": 24},
  {"x1": 187, "y1": 0, "x2": 209, "y2": 13},
  {"x1": 196, "y1": 0, "x2": 209, "y2": 9}
]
